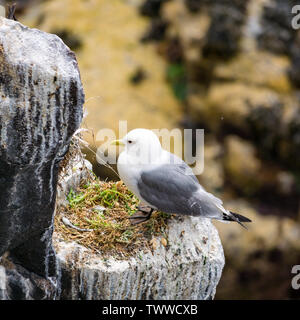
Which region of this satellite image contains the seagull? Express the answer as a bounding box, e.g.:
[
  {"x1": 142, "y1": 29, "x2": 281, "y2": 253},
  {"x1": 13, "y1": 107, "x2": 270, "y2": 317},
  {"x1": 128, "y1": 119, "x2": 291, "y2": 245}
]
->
[{"x1": 112, "y1": 128, "x2": 251, "y2": 228}]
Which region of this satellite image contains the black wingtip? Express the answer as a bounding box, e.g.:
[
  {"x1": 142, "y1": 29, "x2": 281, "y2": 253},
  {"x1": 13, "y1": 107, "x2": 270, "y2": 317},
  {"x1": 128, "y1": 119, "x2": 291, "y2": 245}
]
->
[
  {"x1": 236, "y1": 219, "x2": 248, "y2": 230},
  {"x1": 223, "y1": 211, "x2": 252, "y2": 229},
  {"x1": 230, "y1": 211, "x2": 252, "y2": 223}
]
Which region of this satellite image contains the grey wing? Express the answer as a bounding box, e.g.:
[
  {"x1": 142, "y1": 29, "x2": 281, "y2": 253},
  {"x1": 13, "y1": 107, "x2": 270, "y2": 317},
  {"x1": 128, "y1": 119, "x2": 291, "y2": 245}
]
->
[
  {"x1": 138, "y1": 154, "x2": 226, "y2": 219},
  {"x1": 167, "y1": 155, "x2": 225, "y2": 212},
  {"x1": 137, "y1": 162, "x2": 200, "y2": 215},
  {"x1": 167, "y1": 153, "x2": 199, "y2": 184}
]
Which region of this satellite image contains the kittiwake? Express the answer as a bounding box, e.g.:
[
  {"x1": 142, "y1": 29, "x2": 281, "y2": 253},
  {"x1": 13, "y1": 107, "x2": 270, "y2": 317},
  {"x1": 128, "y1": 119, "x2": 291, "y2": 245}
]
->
[{"x1": 112, "y1": 129, "x2": 251, "y2": 228}]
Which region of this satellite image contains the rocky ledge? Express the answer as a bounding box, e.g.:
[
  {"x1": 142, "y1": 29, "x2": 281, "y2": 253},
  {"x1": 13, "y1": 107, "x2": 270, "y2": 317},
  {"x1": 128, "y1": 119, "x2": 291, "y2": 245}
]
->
[{"x1": 55, "y1": 216, "x2": 224, "y2": 300}]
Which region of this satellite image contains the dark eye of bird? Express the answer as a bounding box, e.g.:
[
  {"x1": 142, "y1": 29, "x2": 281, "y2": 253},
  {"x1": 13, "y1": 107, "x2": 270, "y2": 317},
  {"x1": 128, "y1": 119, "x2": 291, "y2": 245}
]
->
[{"x1": 128, "y1": 140, "x2": 133, "y2": 144}]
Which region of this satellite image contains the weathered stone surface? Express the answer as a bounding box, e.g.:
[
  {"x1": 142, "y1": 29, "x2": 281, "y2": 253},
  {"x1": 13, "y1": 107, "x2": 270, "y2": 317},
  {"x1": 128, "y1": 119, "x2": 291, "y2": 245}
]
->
[
  {"x1": 56, "y1": 143, "x2": 92, "y2": 208},
  {"x1": 55, "y1": 216, "x2": 224, "y2": 300},
  {"x1": 0, "y1": 253, "x2": 58, "y2": 300},
  {"x1": 0, "y1": 17, "x2": 83, "y2": 278}
]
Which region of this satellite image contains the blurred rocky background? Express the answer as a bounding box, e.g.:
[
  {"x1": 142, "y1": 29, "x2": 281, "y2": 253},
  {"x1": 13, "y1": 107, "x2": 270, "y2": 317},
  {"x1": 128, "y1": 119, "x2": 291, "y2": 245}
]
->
[{"x1": 5, "y1": 0, "x2": 300, "y2": 299}]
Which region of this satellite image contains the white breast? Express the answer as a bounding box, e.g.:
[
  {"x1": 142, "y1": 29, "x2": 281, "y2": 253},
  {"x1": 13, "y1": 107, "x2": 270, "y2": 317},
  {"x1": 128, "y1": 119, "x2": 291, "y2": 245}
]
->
[
  {"x1": 117, "y1": 151, "x2": 144, "y2": 199},
  {"x1": 117, "y1": 151, "x2": 156, "y2": 208}
]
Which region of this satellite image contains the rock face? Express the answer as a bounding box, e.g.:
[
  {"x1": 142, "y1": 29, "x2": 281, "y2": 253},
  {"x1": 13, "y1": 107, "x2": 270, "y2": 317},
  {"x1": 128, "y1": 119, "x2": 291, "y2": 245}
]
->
[
  {"x1": 55, "y1": 216, "x2": 224, "y2": 300},
  {"x1": 56, "y1": 142, "x2": 93, "y2": 208},
  {"x1": 0, "y1": 16, "x2": 83, "y2": 286},
  {"x1": 0, "y1": 253, "x2": 58, "y2": 300}
]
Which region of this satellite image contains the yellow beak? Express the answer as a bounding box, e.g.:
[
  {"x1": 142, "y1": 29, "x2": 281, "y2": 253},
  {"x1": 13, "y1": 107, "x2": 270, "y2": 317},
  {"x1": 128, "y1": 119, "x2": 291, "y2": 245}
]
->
[{"x1": 111, "y1": 139, "x2": 125, "y2": 146}]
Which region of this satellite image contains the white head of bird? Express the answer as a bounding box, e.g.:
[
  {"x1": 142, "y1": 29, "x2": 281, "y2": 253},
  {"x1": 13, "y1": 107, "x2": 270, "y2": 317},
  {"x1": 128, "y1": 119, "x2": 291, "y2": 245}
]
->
[{"x1": 112, "y1": 129, "x2": 163, "y2": 166}]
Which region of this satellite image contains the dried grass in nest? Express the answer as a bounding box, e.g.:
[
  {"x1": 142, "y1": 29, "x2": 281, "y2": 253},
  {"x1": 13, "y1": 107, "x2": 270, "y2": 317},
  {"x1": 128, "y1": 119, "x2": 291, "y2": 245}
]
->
[{"x1": 55, "y1": 179, "x2": 172, "y2": 258}]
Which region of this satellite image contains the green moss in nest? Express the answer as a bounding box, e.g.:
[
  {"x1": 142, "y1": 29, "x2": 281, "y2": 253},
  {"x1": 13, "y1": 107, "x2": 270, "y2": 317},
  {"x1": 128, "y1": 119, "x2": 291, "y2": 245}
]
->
[{"x1": 55, "y1": 178, "x2": 171, "y2": 258}]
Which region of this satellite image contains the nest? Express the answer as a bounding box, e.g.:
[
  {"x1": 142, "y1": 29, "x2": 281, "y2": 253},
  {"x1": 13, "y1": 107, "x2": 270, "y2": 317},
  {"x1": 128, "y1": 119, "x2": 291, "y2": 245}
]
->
[{"x1": 55, "y1": 178, "x2": 171, "y2": 258}]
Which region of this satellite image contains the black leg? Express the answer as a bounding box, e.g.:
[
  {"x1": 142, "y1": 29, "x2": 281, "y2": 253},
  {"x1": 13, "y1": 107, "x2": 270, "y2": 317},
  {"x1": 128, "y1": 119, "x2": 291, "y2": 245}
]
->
[
  {"x1": 137, "y1": 205, "x2": 152, "y2": 212},
  {"x1": 7, "y1": 4, "x2": 18, "y2": 21},
  {"x1": 128, "y1": 208, "x2": 154, "y2": 225}
]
